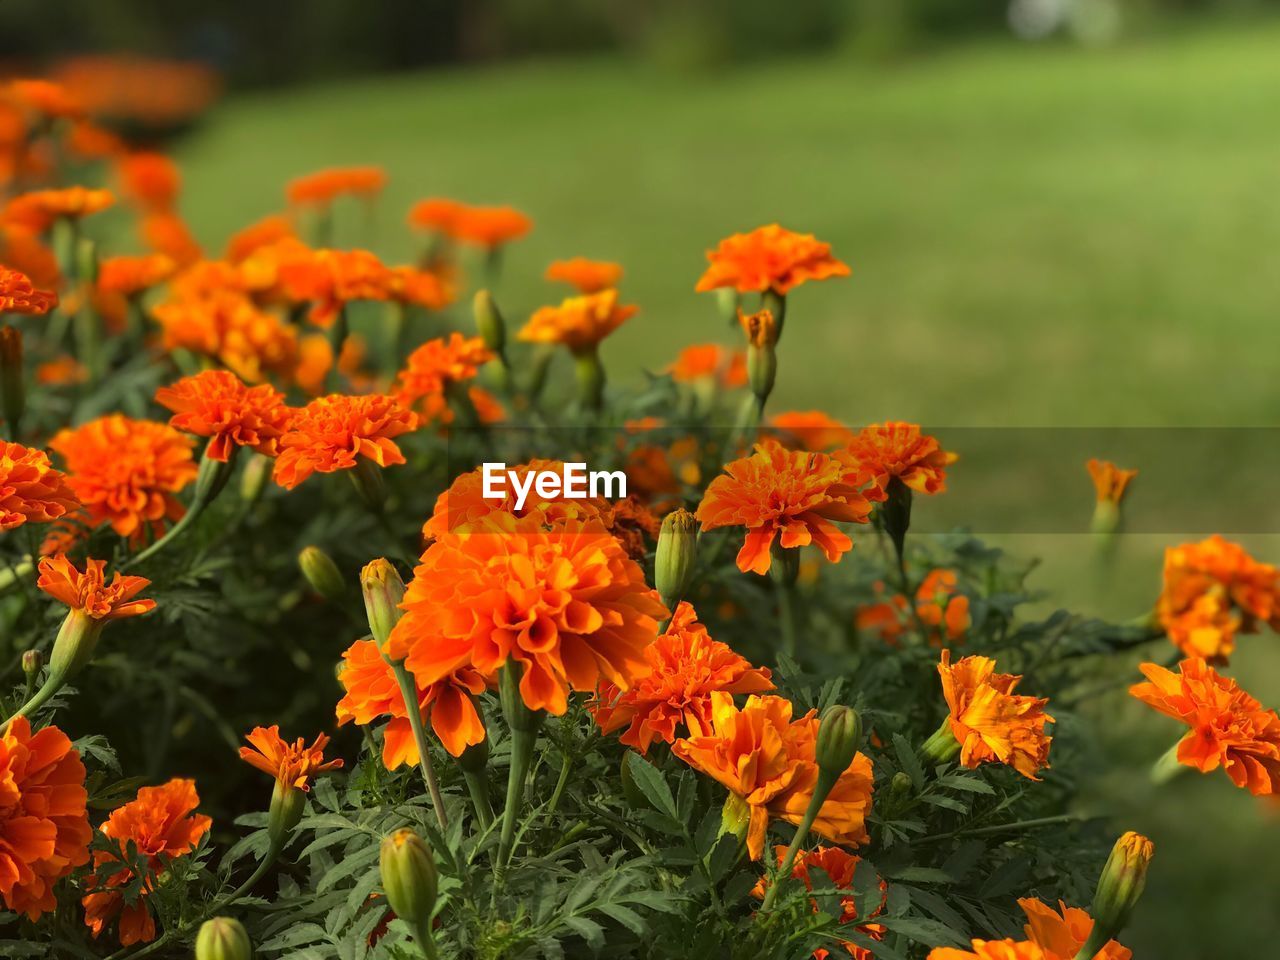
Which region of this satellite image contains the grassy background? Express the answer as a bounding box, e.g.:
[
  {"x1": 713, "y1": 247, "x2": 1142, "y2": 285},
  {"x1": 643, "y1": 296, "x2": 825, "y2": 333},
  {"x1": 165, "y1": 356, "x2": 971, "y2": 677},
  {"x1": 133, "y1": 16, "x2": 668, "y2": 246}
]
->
[{"x1": 166, "y1": 21, "x2": 1280, "y2": 956}]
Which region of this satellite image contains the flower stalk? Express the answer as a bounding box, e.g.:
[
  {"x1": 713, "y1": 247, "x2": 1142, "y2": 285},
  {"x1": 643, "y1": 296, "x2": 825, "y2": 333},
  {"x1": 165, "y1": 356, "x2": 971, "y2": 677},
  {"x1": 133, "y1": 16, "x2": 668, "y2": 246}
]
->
[
  {"x1": 919, "y1": 716, "x2": 961, "y2": 765},
  {"x1": 496, "y1": 662, "x2": 543, "y2": 870}
]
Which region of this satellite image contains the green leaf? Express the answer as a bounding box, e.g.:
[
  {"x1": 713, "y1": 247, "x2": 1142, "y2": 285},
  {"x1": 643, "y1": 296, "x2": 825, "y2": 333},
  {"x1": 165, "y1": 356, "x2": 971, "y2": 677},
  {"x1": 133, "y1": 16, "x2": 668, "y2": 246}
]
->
[
  {"x1": 563, "y1": 916, "x2": 605, "y2": 953},
  {"x1": 885, "y1": 866, "x2": 953, "y2": 884},
  {"x1": 877, "y1": 915, "x2": 968, "y2": 948},
  {"x1": 596, "y1": 902, "x2": 648, "y2": 936},
  {"x1": 936, "y1": 774, "x2": 996, "y2": 795},
  {"x1": 921, "y1": 793, "x2": 970, "y2": 814},
  {"x1": 624, "y1": 753, "x2": 678, "y2": 820},
  {"x1": 892, "y1": 733, "x2": 925, "y2": 789}
]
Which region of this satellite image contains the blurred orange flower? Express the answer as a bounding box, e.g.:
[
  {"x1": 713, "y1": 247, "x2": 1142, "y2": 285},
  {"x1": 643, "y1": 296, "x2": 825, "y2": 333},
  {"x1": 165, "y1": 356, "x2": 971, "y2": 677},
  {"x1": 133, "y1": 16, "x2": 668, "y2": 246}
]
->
[
  {"x1": 4, "y1": 187, "x2": 114, "y2": 232},
  {"x1": 336, "y1": 638, "x2": 487, "y2": 761},
  {"x1": 156, "y1": 370, "x2": 293, "y2": 461},
  {"x1": 0, "y1": 264, "x2": 58, "y2": 314},
  {"x1": 385, "y1": 514, "x2": 666, "y2": 716},
  {"x1": 6, "y1": 79, "x2": 84, "y2": 120},
  {"x1": 1, "y1": 224, "x2": 61, "y2": 289},
  {"x1": 1156, "y1": 535, "x2": 1279, "y2": 662},
  {"x1": 450, "y1": 204, "x2": 532, "y2": 248},
  {"x1": 96, "y1": 254, "x2": 176, "y2": 298},
  {"x1": 0, "y1": 717, "x2": 91, "y2": 921},
  {"x1": 394, "y1": 333, "x2": 493, "y2": 411},
  {"x1": 672, "y1": 692, "x2": 874, "y2": 860},
  {"x1": 152, "y1": 289, "x2": 298, "y2": 383},
  {"x1": 82, "y1": 779, "x2": 211, "y2": 947},
  {"x1": 140, "y1": 210, "x2": 202, "y2": 267},
  {"x1": 1086, "y1": 458, "x2": 1137, "y2": 505},
  {"x1": 858, "y1": 569, "x2": 969, "y2": 647},
  {"x1": 1130, "y1": 657, "x2": 1280, "y2": 795},
  {"x1": 50, "y1": 415, "x2": 197, "y2": 541},
  {"x1": 36, "y1": 555, "x2": 155, "y2": 620},
  {"x1": 35, "y1": 355, "x2": 88, "y2": 386},
  {"x1": 695, "y1": 224, "x2": 849, "y2": 296},
  {"x1": 518, "y1": 289, "x2": 637, "y2": 354},
  {"x1": 272, "y1": 393, "x2": 417, "y2": 490},
  {"x1": 928, "y1": 941, "x2": 1046, "y2": 960},
  {"x1": 0, "y1": 442, "x2": 80, "y2": 531},
  {"x1": 846, "y1": 422, "x2": 958, "y2": 496},
  {"x1": 545, "y1": 257, "x2": 623, "y2": 294},
  {"x1": 668, "y1": 343, "x2": 747, "y2": 389},
  {"x1": 292, "y1": 333, "x2": 372, "y2": 397},
  {"x1": 770, "y1": 411, "x2": 856, "y2": 451},
  {"x1": 239, "y1": 726, "x2": 343, "y2": 792},
  {"x1": 115, "y1": 152, "x2": 180, "y2": 212},
  {"x1": 697, "y1": 438, "x2": 878, "y2": 575},
  {"x1": 1017, "y1": 898, "x2": 1131, "y2": 960},
  {"x1": 287, "y1": 166, "x2": 386, "y2": 207},
  {"x1": 225, "y1": 214, "x2": 296, "y2": 263},
  {"x1": 938, "y1": 650, "x2": 1053, "y2": 780},
  {"x1": 591, "y1": 600, "x2": 774, "y2": 753},
  {"x1": 407, "y1": 197, "x2": 467, "y2": 234},
  {"x1": 277, "y1": 248, "x2": 392, "y2": 327},
  {"x1": 386, "y1": 265, "x2": 454, "y2": 310}
]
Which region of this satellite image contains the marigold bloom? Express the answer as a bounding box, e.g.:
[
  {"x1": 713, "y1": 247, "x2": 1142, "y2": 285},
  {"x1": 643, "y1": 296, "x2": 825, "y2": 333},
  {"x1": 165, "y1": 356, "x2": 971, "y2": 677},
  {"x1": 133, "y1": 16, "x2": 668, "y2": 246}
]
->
[
  {"x1": 272, "y1": 393, "x2": 417, "y2": 490},
  {"x1": 3, "y1": 187, "x2": 114, "y2": 232},
  {"x1": 770, "y1": 411, "x2": 856, "y2": 451},
  {"x1": 845, "y1": 422, "x2": 958, "y2": 496},
  {"x1": 277, "y1": 248, "x2": 393, "y2": 327},
  {"x1": 1, "y1": 224, "x2": 61, "y2": 289},
  {"x1": 116, "y1": 152, "x2": 180, "y2": 212},
  {"x1": 36, "y1": 355, "x2": 88, "y2": 386},
  {"x1": 696, "y1": 438, "x2": 878, "y2": 575},
  {"x1": 239, "y1": 726, "x2": 343, "y2": 792},
  {"x1": 938, "y1": 650, "x2": 1053, "y2": 780},
  {"x1": 386, "y1": 514, "x2": 667, "y2": 716},
  {"x1": 668, "y1": 343, "x2": 748, "y2": 389},
  {"x1": 50, "y1": 415, "x2": 197, "y2": 540},
  {"x1": 1130, "y1": 657, "x2": 1280, "y2": 795},
  {"x1": 672, "y1": 692, "x2": 874, "y2": 860},
  {"x1": 386, "y1": 265, "x2": 454, "y2": 310},
  {"x1": 292, "y1": 333, "x2": 372, "y2": 397},
  {"x1": 225, "y1": 214, "x2": 296, "y2": 263},
  {"x1": 156, "y1": 370, "x2": 293, "y2": 461},
  {"x1": 96, "y1": 254, "x2": 176, "y2": 298},
  {"x1": 36, "y1": 554, "x2": 154, "y2": 620},
  {"x1": 591, "y1": 601, "x2": 774, "y2": 753},
  {"x1": 336, "y1": 638, "x2": 487, "y2": 760},
  {"x1": 518, "y1": 288, "x2": 637, "y2": 354},
  {"x1": 695, "y1": 224, "x2": 850, "y2": 296},
  {"x1": 407, "y1": 197, "x2": 467, "y2": 234},
  {"x1": 1086, "y1": 459, "x2": 1137, "y2": 505},
  {"x1": 394, "y1": 333, "x2": 493, "y2": 410},
  {"x1": 0, "y1": 717, "x2": 91, "y2": 920},
  {"x1": 287, "y1": 166, "x2": 386, "y2": 207},
  {"x1": 140, "y1": 210, "x2": 203, "y2": 267},
  {"x1": 545, "y1": 257, "x2": 623, "y2": 294},
  {"x1": 915, "y1": 569, "x2": 971, "y2": 644},
  {"x1": 751, "y1": 845, "x2": 886, "y2": 960},
  {"x1": 82, "y1": 779, "x2": 211, "y2": 947},
  {"x1": 1018, "y1": 899, "x2": 1131, "y2": 960},
  {"x1": 928, "y1": 942, "x2": 1046, "y2": 960},
  {"x1": 449, "y1": 204, "x2": 532, "y2": 248},
  {"x1": 0, "y1": 442, "x2": 80, "y2": 531},
  {"x1": 6, "y1": 79, "x2": 84, "y2": 120},
  {"x1": 152, "y1": 289, "x2": 299, "y2": 383},
  {"x1": 1155, "y1": 535, "x2": 1279, "y2": 662},
  {"x1": 0, "y1": 264, "x2": 57, "y2": 314}
]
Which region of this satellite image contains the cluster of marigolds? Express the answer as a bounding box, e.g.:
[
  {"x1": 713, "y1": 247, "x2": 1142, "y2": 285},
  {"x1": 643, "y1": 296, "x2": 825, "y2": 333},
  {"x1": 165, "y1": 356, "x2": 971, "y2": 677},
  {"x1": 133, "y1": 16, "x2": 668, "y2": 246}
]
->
[{"x1": 2, "y1": 75, "x2": 1278, "y2": 960}]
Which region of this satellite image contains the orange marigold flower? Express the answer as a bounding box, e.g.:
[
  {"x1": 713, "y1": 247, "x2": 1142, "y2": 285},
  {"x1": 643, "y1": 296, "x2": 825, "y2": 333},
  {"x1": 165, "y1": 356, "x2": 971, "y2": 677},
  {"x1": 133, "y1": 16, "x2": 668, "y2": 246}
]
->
[
  {"x1": 450, "y1": 204, "x2": 532, "y2": 248},
  {"x1": 239, "y1": 726, "x2": 343, "y2": 792},
  {"x1": 6, "y1": 79, "x2": 84, "y2": 120},
  {"x1": 406, "y1": 197, "x2": 467, "y2": 234},
  {"x1": 916, "y1": 569, "x2": 971, "y2": 645},
  {"x1": 0, "y1": 717, "x2": 91, "y2": 921},
  {"x1": 336, "y1": 638, "x2": 487, "y2": 761},
  {"x1": 591, "y1": 601, "x2": 774, "y2": 753},
  {"x1": 115, "y1": 152, "x2": 180, "y2": 212},
  {"x1": 668, "y1": 343, "x2": 748, "y2": 389},
  {"x1": 770, "y1": 411, "x2": 857, "y2": 451},
  {"x1": 545, "y1": 257, "x2": 623, "y2": 294},
  {"x1": 695, "y1": 224, "x2": 850, "y2": 296},
  {"x1": 140, "y1": 210, "x2": 202, "y2": 267},
  {"x1": 50, "y1": 415, "x2": 197, "y2": 541},
  {"x1": 277, "y1": 248, "x2": 393, "y2": 327},
  {"x1": 1017, "y1": 898, "x2": 1131, "y2": 960},
  {"x1": 696, "y1": 437, "x2": 878, "y2": 575},
  {"x1": 1086, "y1": 458, "x2": 1137, "y2": 505},
  {"x1": 672, "y1": 692, "x2": 874, "y2": 860},
  {"x1": 4, "y1": 187, "x2": 114, "y2": 233},
  {"x1": 1, "y1": 442, "x2": 80, "y2": 531},
  {"x1": 845, "y1": 422, "x2": 958, "y2": 496},
  {"x1": 394, "y1": 333, "x2": 493, "y2": 408},
  {"x1": 0, "y1": 264, "x2": 58, "y2": 314},
  {"x1": 287, "y1": 166, "x2": 386, "y2": 207},
  {"x1": 272, "y1": 393, "x2": 417, "y2": 490},
  {"x1": 36, "y1": 355, "x2": 88, "y2": 386},
  {"x1": 751, "y1": 845, "x2": 886, "y2": 960},
  {"x1": 1, "y1": 224, "x2": 61, "y2": 289},
  {"x1": 152, "y1": 289, "x2": 299, "y2": 383},
  {"x1": 1130, "y1": 657, "x2": 1280, "y2": 795},
  {"x1": 1155, "y1": 535, "x2": 1279, "y2": 663},
  {"x1": 66, "y1": 121, "x2": 123, "y2": 160},
  {"x1": 855, "y1": 581, "x2": 911, "y2": 645},
  {"x1": 292, "y1": 333, "x2": 373, "y2": 397},
  {"x1": 928, "y1": 942, "x2": 1047, "y2": 960},
  {"x1": 36, "y1": 554, "x2": 155, "y2": 620},
  {"x1": 938, "y1": 650, "x2": 1053, "y2": 780},
  {"x1": 82, "y1": 779, "x2": 211, "y2": 947},
  {"x1": 96, "y1": 254, "x2": 176, "y2": 298},
  {"x1": 518, "y1": 288, "x2": 637, "y2": 354},
  {"x1": 385, "y1": 514, "x2": 667, "y2": 716},
  {"x1": 155, "y1": 370, "x2": 293, "y2": 461},
  {"x1": 225, "y1": 213, "x2": 297, "y2": 263},
  {"x1": 386, "y1": 265, "x2": 454, "y2": 310}
]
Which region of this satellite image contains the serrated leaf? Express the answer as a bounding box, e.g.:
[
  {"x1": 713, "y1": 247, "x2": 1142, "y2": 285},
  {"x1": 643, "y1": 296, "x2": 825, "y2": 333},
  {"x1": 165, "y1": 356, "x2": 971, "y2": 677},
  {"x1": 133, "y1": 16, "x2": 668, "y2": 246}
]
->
[
  {"x1": 624, "y1": 753, "x2": 678, "y2": 820},
  {"x1": 936, "y1": 774, "x2": 996, "y2": 795},
  {"x1": 885, "y1": 866, "x2": 952, "y2": 884},
  {"x1": 563, "y1": 916, "x2": 605, "y2": 953},
  {"x1": 877, "y1": 915, "x2": 968, "y2": 948},
  {"x1": 921, "y1": 793, "x2": 970, "y2": 814},
  {"x1": 596, "y1": 902, "x2": 647, "y2": 936},
  {"x1": 892, "y1": 733, "x2": 925, "y2": 789}
]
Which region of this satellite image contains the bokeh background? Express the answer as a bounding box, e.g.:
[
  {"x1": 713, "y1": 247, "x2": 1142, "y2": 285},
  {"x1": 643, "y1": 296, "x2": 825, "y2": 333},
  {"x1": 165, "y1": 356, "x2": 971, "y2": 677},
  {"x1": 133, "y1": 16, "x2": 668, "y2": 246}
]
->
[{"x1": 5, "y1": 1, "x2": 1279, "y2": 955}]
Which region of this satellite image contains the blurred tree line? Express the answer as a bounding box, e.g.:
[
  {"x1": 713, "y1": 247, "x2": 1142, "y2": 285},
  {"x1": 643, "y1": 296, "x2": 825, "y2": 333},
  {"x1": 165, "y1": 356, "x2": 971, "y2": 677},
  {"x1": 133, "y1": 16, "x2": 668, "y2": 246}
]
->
[{"x1": 0, "y1": 0, "x2": 1275, "y2": 87}]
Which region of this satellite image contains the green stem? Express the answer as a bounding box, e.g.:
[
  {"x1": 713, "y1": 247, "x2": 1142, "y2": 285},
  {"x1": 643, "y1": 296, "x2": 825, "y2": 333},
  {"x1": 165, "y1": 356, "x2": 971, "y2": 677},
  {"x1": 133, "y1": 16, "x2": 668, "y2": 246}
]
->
[
  {"x1": 391, "y1": 662, "x2": 449, "y2": 833},
  {"x1": 411, "y1": 918, "x2": 440, "y2": 959},
  {"x1": 917, "y1": 813, "x2": 1083, "y2": 846},
  {"x1": 1, "y1": 672, "x2": 66, "y2": 732},
  {"x1": 496, "y1": 665, "x2": 542, "y2": 871},
  {"x1": 462, "y1": 768, "x2": 495, "y2": 829},
  {"x1": 759, "y1": 770, "x2": 834, "y2": 913},
  {"x1": 544, "y1": 750, "x2": 573, "y2": 822},
  {"x1": 1151, "y1": 741, "x2": 1187, "y2": 786},
  {"x1": 0, "y1": 557, "x2": 34, "y2": 593}
]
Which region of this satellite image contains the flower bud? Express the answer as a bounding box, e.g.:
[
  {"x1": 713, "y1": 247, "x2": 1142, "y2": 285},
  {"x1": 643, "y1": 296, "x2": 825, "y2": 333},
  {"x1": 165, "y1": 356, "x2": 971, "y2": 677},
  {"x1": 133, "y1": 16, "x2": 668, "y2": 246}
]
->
[
  {"x1": 655, "y1": 509, "x2": 697, "y2": 611},
  {"x1": 890, "y1": 771, "x2": 912, "y2": 798},
  {"x1": 195, "y1": 916, "x2": 252, "y2": 960},
  {"x1": 21, "y1": 649, "x2": 43, "y2": 682},
  {"x1": 380, "y1": 828, "x2": 438, "y2": 929},
  {"x1": 761, "y1": 289, "x2": 787, "y2": 337},
  {"x1": 0, "y1": 326, "x2": 25, "y2": 434},
  {"x1": 739, "y1": 309, "x2": 778, "y2": 407},
  {"x1": 361, "y1": 558, "x2": 406, "y2": 648},
  {"x1": 76, "y1": 236, "x2": 99, "y2": 285},
  {"x1": 267, "y1": 779, "x2": 306, "y2": 848},
  {"x1": 881, "y1": 476, "x2": 913, "y2": 570},
  {"x1": 816, "y1": 705, "x2": 862, "y2": 779},
  {"x1": 473, "y1": 289, "x2": 506, "y2": 355},
  {"x1": 298, "y1": 546, "x2": 345, "y2": 603},
  {"x1": 1081, "y1": 831, "x2": 1154, "y2": 958},
  {"x1": 239, "y1": 453, "x2": 270, "y2": 503}
]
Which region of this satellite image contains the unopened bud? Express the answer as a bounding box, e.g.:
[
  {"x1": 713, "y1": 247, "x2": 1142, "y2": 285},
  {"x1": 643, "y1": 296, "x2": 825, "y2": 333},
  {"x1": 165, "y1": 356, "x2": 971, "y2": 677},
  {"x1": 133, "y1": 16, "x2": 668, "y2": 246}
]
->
[
  {"x1": 1079, "y1": 831, "x2": 1154, "y2": 959},
  {"x1": 890, "y1": 771, "x2": 912, "y2": 798},
  {"x1": 76, "y1": 235, "x2": 99, "y2": 285},
  {"x1": 361, "y1": 558, "x2": 406, "y2": 648},
  {"x1": 195, "y1": 916, "x2": 252, "y2": 960},
  {"x1": 21, "y1": 649, "x2": 43, "y2": 681},
  {"x1": 0, "y1": 326, "x2": 25, "y2": 434},
  {"x1": 267, "y1": 780, "x2": 305, "y2": 847},
  {"x1": 816, "y1": 705, "x2": 862, "y2": 779},
  {"x1": 655, "y1": 509, "x2": 697, "y2": 611},
  {"x1": 473, "y1": 289, "x2": 506, "y2": 355},
  {"x1": 239, "y1": 453, "x2": 270, "y2": 503},
  {"x1": 298, "y1": 546, "x2": 345, "y2": 602},
  {"x1": 739, "y1": 309, "x2": 777, "y2": 406},
  {"x1": 761, "y1": 289, "x2": 787, "y2": 337},
  {"x1": 380, "y1": 828, "x2": 438, "y2": 929}
]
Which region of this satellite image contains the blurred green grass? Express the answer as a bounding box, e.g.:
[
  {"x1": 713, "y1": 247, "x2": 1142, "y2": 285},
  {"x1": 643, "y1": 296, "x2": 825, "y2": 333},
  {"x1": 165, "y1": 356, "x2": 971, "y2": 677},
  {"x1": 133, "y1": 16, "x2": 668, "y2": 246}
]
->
[{"x1": 168, "y1": 21, "x2": 1280, "y2": 957}]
